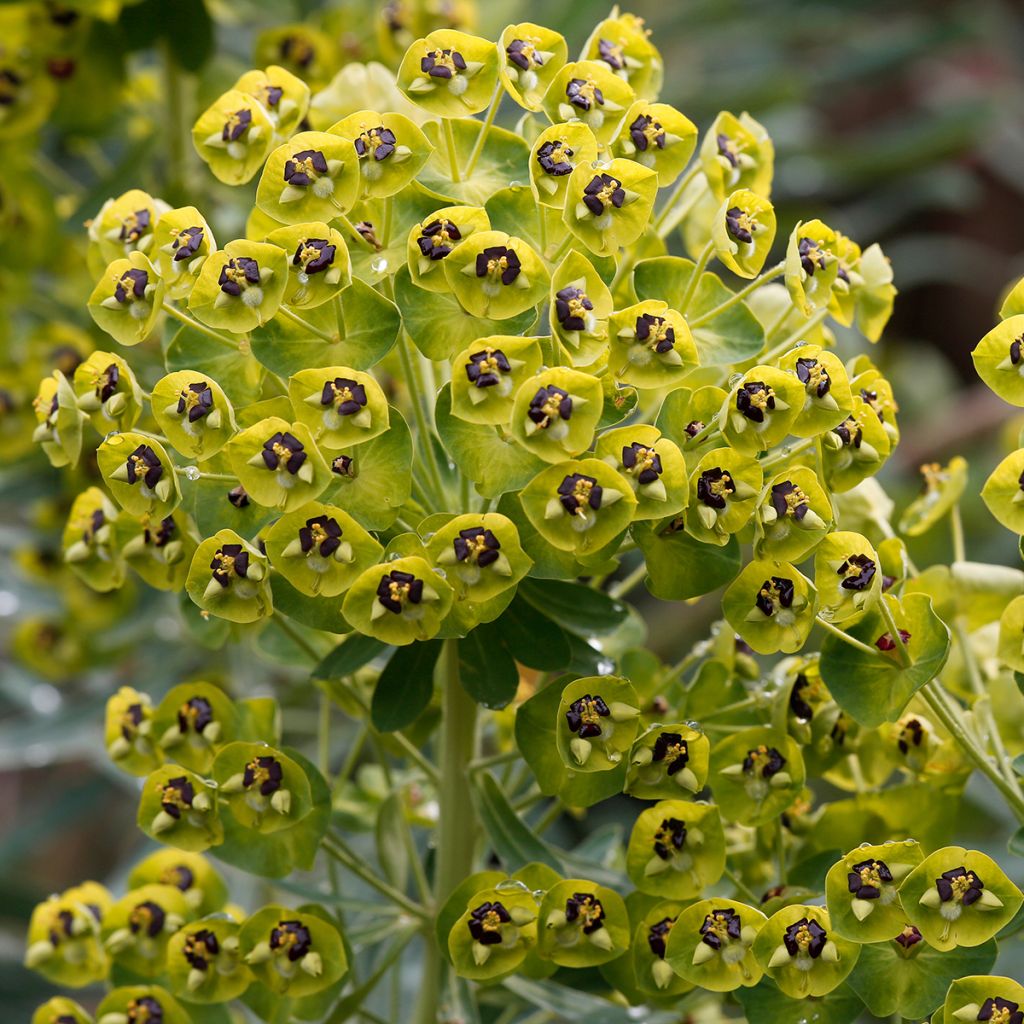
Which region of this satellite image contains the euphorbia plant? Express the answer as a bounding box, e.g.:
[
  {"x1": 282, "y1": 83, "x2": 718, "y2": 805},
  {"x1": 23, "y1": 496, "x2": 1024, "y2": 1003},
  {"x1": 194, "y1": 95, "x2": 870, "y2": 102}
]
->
[{"x1": 23, "y1": 7, "x2": 1024, "y2": 1024}]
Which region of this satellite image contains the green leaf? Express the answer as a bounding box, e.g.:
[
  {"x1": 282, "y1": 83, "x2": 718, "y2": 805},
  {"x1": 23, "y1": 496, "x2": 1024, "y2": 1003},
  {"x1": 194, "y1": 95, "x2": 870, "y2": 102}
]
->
[
  {"x1": 164, "y1": 325, "x2": 263, "y2": 407},
  {"x1": 435, "y1": 383, "x2": 546, "y2": 499},
  {"x1": 634, "y1": 521, "x2": 741, "y2": 600},
  {"x1": 370, "y1": 639, "x2": 441, "y2": 731},
  {"x1": 270, "y1": 574, "x2": 350, "y2": 634},
  {"x1": 633, "y1": 256, "x2": 766, "y2": 365},
  {"x1": 459, "y1": 624, "x2": 520, "y2": 709},
  {"x1": 735, "y1": 981, "x2": 863, "y2": 1024},
  {"x1": 419, "y1": 118, "x2": 531, "y2": 206},
  {"x1": 471, "y1": 772, "x2": 563, "y2": 873},
  {"x1": 313, "y1": 634, "x2": 389, "y2": 680},
  {"x1": 847, "y1": 938, "x2": 997, "y2": 1020},
  {"x1": 485, "y1": 184, "x2": 540, "y2": 239},
  {"x1": 494, "y1": 596, "x2": 572, "y2": 671},
  {"x1": 818, "y1": 594, "x2": 951, "y2": 727},
  {"x1": 518, "y1": 579, "x2": 629, "y2": 638},
  {"x1": 250, "y1": 278, "x2": 401, "y2": 376},
  {"x1": 394, "y1": 266, "x2": 536, "y2": 361}
]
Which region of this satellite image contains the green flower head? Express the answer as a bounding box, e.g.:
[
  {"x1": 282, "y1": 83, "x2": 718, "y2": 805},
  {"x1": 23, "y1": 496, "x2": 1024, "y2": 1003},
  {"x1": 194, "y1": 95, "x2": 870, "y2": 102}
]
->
[
  {"x1": 398, "y1": 29, "x2": 499, "y2": 117},
  {"x1": 192, "y1": 89, "x2": 275, "y2": 186},
  {"x1": 128, "y1": 849, "x2": 228, "y2": 917},
  {"x1": 234, "y1": 63, "x2": 311, "y2": 136},
  {"x1": 785, "y1": 218, "x2": 841, "y2": 316},
  {"x1": 289, "y1": 367, "x2": 390, "y2": 450},
  {"x1": 150, "y1": 681, "x2": 238, "y2": 774},
  {"x1": 608, "y1": 299, "x2": 698, "y2": 389},
  {"x1": 813, "y1": 530, "x2": 882, "y2": 626},
  {"x1": 138, "y1": 765, "x2": 223, "y2": 852},
  {"x1": 448, "y1": 885, "x2": 539, "y2": 980},
  {"x1": 88, "y1": 252, "x2": 164, "y2": 346},
  {"x1": 449, "y1": 335, "x2": 543, "y2": 425},
  {"x1": 563, "y1": 158, "x2": 658, "y2": 258},
  {"x1": 686, "y1": 446, "x2": 763, "y2": 544},
  {"x1": 25, "y1": 882, "x2": 111, "y2": 987},
  {"x1": 427, "y1": 512, "x2": 532, "y2": 602},
  {"x1": 328, "y1": 110, "x2": 432, "y2": 199},
  {"x1": 754, "y1": 904, "x2": 859, "y2": 998},
  {"x1": 528, "y1": 122, "x2": 599, "y2": 210},
  {"x1": 625, "y1": 799, "x2": 726, "y2": 899},
  {"x1": 105, "y1": 685, "x2": 161, "y2": 777},
  {"x1": 998, "y1": 594, "x2": 1024, "y2": 674},
  {"x1": 701, "y1": 110, "x2": 774, "y2": 202},
  {"x1": 943, "y1": 976, "x2": 1024, "y2": 1024},
  {"x1": 777, "y1": 343, "x2": 853, "y2": 438},
  {"x1": 898, "y1": 456, "x2": 968, "y2": 538},
  {"x1": 755, "y1": 466, "x2": 833, "y2": 562},
  {"x1": 264, "y1": 221, "x2": 351, "y2": 309},
  {"x1": 63, "y1": 487, "x2": 124, "y2": 593},
  {"x1": 444, "y1": 230, "x2": 550, "y2": 319},
  {"x1": 981, "y1": 446, "x2": 1024, "y2": 535},
  {"x1": 498, "y1": 23, "x2": 568, "y2": 110},
  {"x1": 723, "y1": 558, "x2": 816, "y2": 655},
  {"x1": 98, "y1": 432, "x2": 181, "y2": 520},
  {"x1": 72, "y1": 351, "x2": 143, "y2": 432},
  {"x1": 165, "y1": 917, "x2": 250, "y2": 1004},
  {"x1": 407, "y1": 204, "x2": 490, "y2": 293},
  {"x1": 151, "y1": 206, "x2": 216, "y2": 301},
  {"x1": 101, "y1": 884, "x2": 188, "y2": 979},
  {"x1": 711, "y1": 726, "x2": 806, "y2": 825},
  {"x1": 629, "y1": 901, "x2": 694, "y2": 996},
  {"x1": 240, "y1": 905, "x2": 347, "y2": 997},
  {"x1": 581, "y1": 12, "x2": 664, "y2": 99},
  {"x1": 712, "y1": 189, "x2": 777, "y2": 279},
  {"x1": 32, "y1": 997, "x2": 92, "y2": 1024},
  {"x1": 185, "y1": 530, "x2": 272, "y2": 624},
  {"x1": 596, "y1": 424, "x2": 688, "y2": 521},
  {"x1": 822, "y1": 394, "x2": 891, "y2": 493},
  {"x1": 342, "y1": 554, "x2": 454, "y2": 645},
  {"x1": 615, "y1": 100, "x2": 697, "y2": 186},
  {"x1": 188, "y1": 240, "x2": 289, "y2": 333},
  {"x1": 89, "y1": 189, "x2": 165, "y2": 267},
  {"x1": 509, "y1": 367, "x2": 603, "y2": 463},
  {"x1": 214, "y1": 741, "x2": 313, "y2": 835},
  {"x1": 555, "y1": 675, "x2": 640, "y2": 772},
  {"x1": 538, "y1": 879, "x2": 630, "y2": 967},
  {"x1": 115, "y1": 509, "x2": 197, "y2": 593},
  {"x1": 665, "y1": 898, "x2": 766, "y2": 992},
  {"x1": 151, "y1": 370, "x2": 237, "y2": 462},
  {"x1": 542, "y1": 60, "x2": 636, "y2": 143},
  {"x1": 548, "y1": 249, "x2": 613, "y2": 366},
  {"x1": 95, "y1": 986, "x2": 191, "y2": 1024},
  {"x1": 719, "y1": 365, "x2": 803, "y2": 455},
  {"x1": 626, "y1": 722, "x2": 710, "y2": 799}
]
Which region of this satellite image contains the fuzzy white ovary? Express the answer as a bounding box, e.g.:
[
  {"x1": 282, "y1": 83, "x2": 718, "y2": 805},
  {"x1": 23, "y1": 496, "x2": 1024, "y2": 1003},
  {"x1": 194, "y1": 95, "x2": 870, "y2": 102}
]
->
[
  {"x1": 241, "y1": 287, "x2": 264, "y2": 309},
  {"x1": 128, "y1": 301, "x2": 152, "y2": 321},
  {"x1": 362, "y1": 160, "x2": 383, "y2": 182},
  {"x1": 448, "y1": 76, "x2": 469, "y2": 97},
  {"x1": 569, "y1": 507, "x2": 597, "y2": 534},
  {"x1": 312, "y1": 176, "x2": 336, "y2": 199},
  {"x1": 593, "y1": 211, "x2": 614, "y2": 232}
]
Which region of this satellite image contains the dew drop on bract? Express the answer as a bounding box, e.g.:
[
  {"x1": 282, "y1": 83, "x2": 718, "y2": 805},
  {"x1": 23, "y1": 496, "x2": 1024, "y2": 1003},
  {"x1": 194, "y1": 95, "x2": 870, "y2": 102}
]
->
[
  {"x1": 183, "y1": 466, "x2": 201, "y2": 481},
  {"x1": 370, "y1": 256, "x2": 389, "y2": 274},
  {"x1": 508, "y1": 180, "x2": 521, "y2": 189},
  {"x1": 495, "y1": 878, "x2": 529, "y2": 893},
  {"x1": 105, "y1": 431, "x2": 123, "y2": 444},
  {"x1": 433, "y1": 568, "x2": 447, "y2": 579}
]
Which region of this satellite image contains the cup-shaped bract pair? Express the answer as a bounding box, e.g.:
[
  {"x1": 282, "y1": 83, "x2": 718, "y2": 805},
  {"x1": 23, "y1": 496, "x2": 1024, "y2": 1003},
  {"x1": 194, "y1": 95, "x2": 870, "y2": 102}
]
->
[
  {"x1": 529, "y1": 122, "x2": 599, "y2": 211},
  {"x1": 101, "y1": 883, "x2": 188, "y2": 978},
  {"x1": 189, "y1": 239, "x2": 289, "y2": 333},
  {"x1": 95, "y1": 986, "x2": 191, "y2": 1024},
  {"x1": 973, "y1": 313, "x2": 1024, "y2": 406},
  {"x1": 408, "y1": 204, "x2": 490, "y2": 292},
  {"x1": 449, "y1": 335, "x2": 544, "y2": 425},
  {"x1": 98, "y1": 432, "x2": 181, "y2": 521},
  {"x1": 822, "y1": 394, "x2": 891, "y2": 493},
  {"x1": 608, "y1": 299, "x2": 698, "y2": 389},
  {"x1": 446, "y1": 230, "x2": 550, "y2": 319},
  {"x1": 234, "y1": 64, "x2": 310, "y2": 136},
  {"x1": 165, "y1": 916, "x2": 250, "y2": 1003},
  {"x1": 32, "y1": 997, "x2": 92, "y2": 1024},
  {"x1": 814, "y1": 530, "x2": 882, "y2": 626},
  {"x1": 138, "y1": 765, "x2": 224, "y2": 852},
  {"x1": 289, "y1": 366, "x2": 390, "y2": 451},
  {"x1": 193, "y1": 88, "x2": 276, "y2": 185},
  {"x1": 898, "y1": 456, "x2": 968, "y2": 538},
  {"x1": 711, "y1": 726, "x2": 806, "y2": 825},
  {"x1": 426, "y1": 512, "x2": 532, "y2": 603},
  {"x1": 595, "y1": 424, "x2": 688, "y2": 521},
  {"x1": 88, "y1": 189, "x2": 166, "y2": 268},
  {"x1": 542, "y1": 59, "x2": 636, "y2": 143},
  {"x1": 105, "y1": 685, "x2": 162, "y2": 776},
  {"x1": 509, "y1": 367, "x2": 603, "y2": 463},
  {"x1": 128, "y1": 848, "x2": 228, "y2": 917},
  {"x1": 151, "y1": 370, "x2": 237, "y2": 462},
  {"x1": 723, "y1": 558, "x2": 817, "y2": 655},
  {"x1": 555, "y1": 676, "x2": 640, "y2": 772},
  {"x1": 982, "y1": 446, "x2": 1024, "y2": 535},
  {"x1": 31, "y1": 371, "x2": 86, "y2": 468},
  {"x1": 712, "y1": 189, "x2": 776, "y2": 279},
  {"x1": 88, "y1": 252, "x2": 165, "y2": 346},
  {"x1": 398, "y1": 30, "x2": 499, "y2": 117},
  {"x1": 614, "y1": 100, "x2": 697, "y2": 185},
  {"x1": 665, "y1": 898, "x2": 767, "y2": 992},
  {"x1": 581, "y1": 11, "x2": 664, "y2": 98},
  {"x1": 151, "y1": 206, "x2": 216, "y2": 300},
  {"x1": 25, "y1": 881, "x2": 112, "y2": 987},
  {"x1": 264, "y1": 221, "x2": 351, "y2": 310},
  {"x1": 626, "y1": 722, "x2": 711, "y2": 799},
  {"x1": 72, "y1": 351, "x2": 143, "y2": 433},
  {"x1": 63, "y1": 487, "x2": 124, "y2": 593},
  {"x1": 185, "y1": 530, "x2": 272, "y2": 624},
  {"x1": 719, "y1": 366, "x2": 803, "y2": 455},
  {"x1": 564, "y1": 158, "x2": 658, "y2": 258},
  {"x1": 448, "y1": 884, "x2": 540, "y2": 980},
  {"x1": 777, "y1": 343, "x2": 853, "y2": 438},
  {"x1": 785, "y1": 219, "x2": 841, "y2": 316},
  {"x1": 549, "y1": 250, "x2": 613, "y2": 366},
  {"x1": 150, "y1": 681, "x2": 238, "y2": 774},
  {"x1": 497, "y1": 23, "x2": 568, "y2": 110},
  {"x1": 214, "y1": 741, "x2": 313, "y2": 835},
  {"x1": 700, "y1": 110, "x2": 774, "y2": 202},
  {"x1": 115, "y1": 508, "x2": 196, "y2": 594},
  {"x1": 537, "y1": 879, "x2": 630, "y2": 967},
  {"x1": 326, "y1": 109, "x2": 432, "y2": 200},
  {"x1": 686, "y1": 446, "x2": 763, "y2": 545},
  {"x1": 626, "y1": 799, "x2": 726, "y2": 899},
  {"x1": 941, "y1": 977, "x2": 1024, "y2": 1024},
  {"x1": 755, "y1": 466, "x2": 833, "y2": 562}
]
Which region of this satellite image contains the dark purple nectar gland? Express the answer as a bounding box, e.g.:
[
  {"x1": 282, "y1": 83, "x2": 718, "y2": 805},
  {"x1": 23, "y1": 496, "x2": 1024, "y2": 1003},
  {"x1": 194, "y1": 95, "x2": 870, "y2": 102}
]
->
[
  {"x1": 755, "y1": 576, "x2": 795, "y2": 617},
  {"x1": 331, "y1": 454, "x2": 355, "y2": 478},
  {"x1": 172, "y1": 226, "x2": 205, "y2": 262},
  {"x1": 861, "y1": 387, "x2": 886, "y2": 422},
  {"x1": 566, "y1": 77, "x2": 604, "y2": 111},
  {"x1": 838, "y1": 553, "x2": 876, "y2": 591},
  {"x1": 558, "y1": 472, "x2": 603, "y2": 515},
  {"x1": 876, "y1": 629, "x2": 911, "y2": 652},
  {"x1": 979, "y1": 998, "x2": 1024, "y2": 1024},
  {"x1": 227, "y1": 485, "x2": 250, "y2": 508},
  {"x1": 685, "y1": 419, "x2": 706, "y2": 438},
  {"x1": 270, "y1": 920, "x2": 313, "y2": 962},
  {"x1": 243, "y1": 755, "x2": 284, "y2": 796},
  {"x1": 621, "y1": 442, "x2": 663, "y2": 484},
  {"x1": 783, "y1": 918, "x2": 828, "y2": 959},
  {"x1": 897, "y1": 718, "x2": 925, "y2": 755},
  {"x1": 126, "y1": 444, "x2": 164, "y2": 488},
  {"x1": 293, "y1": 238, "x2": 336, "y2": 275},
  {"x1": 893, "y1": 925, "x2": 923, "y2": 950},
  {"x1": 647, "y1": 916, "x2": 675, "y2": 958},
  {"x1": 177, "y1": 381, "x2": 214, "y2": 423},
  {"x1": 630, "y1": 113, "x2": 666, "y2": 152},
  {"x1": 725, "y1": 206, "x2": 756, "y2": 244},
  {"x1": 635, "y1": 313, "x2": 675, "y2": 354},
  {"x1": 700, "y1": 908, "x2": 742, "y2": 949},
  {"x1": 453, "y1": 526, "x2": 501, "y2": 568},
  {"x1": 219, "y1": 257, "x2": 261, "y2": 297},
  {"x1": 161, "y1": 864, "x2": 195, "y2": 892},
  {"x1": 299, "y1": 514, "x2": 343, "y2": 557},
  {"x1": 222, "y1": 108, "x2": 252, "y2": 143},
  {"x1": 279, "y1": 33, "x2": 315, "y2": 69},
  {"x1": 935, "y1": 866, "x2": 985, "y2": 907},
  {"x1": 566, "y1": 693, "x2": 610, "y2": 738},
  {"x1": 789, "y1": 673, "x2": 815, "y2": 721},
  {"x1": 114, "y1": 268, "x2": 149, "y2": 304},
  {"x1": 796, "y1": 357, "x2": 831, "y2": 397},
  {"x1": 1010, "y1": 335, "x2": 1023, "y2": 366},
  {"x1": 717, "y1": 133, "x2": 740, "y2": 169},
  {"x1": 847, "y1": 859, "x2": 893, "y2": 900},
  {"x1": 376, "y1": 569, "x2": 423, "y2": 614},
  {"x1": 418, "y1": 219, "x2": 462, "y2": 260},
  {"x1": 126, "y1": 996, "x2": 165, "y2": 1024},
  {"x1": 833, "y1": 415, "x2": 863, "y2": 449},
  {"x1": 183, "y1": 929, "x2": 219, "y2": 971},
  {"x1": 652, "y1": 732, "x2": 690, "y2": 775},
  {"x1": 597, "y1": 38, "x2": 626, "y2": 71},
  {"x1": 652, "y1": 817, "x2": 688, "y2": 860},
  {"x1": 743, "y1": 744, "x2": 787, "y2": 779},
  {"x1": 475, "y1": 245, "x2": 521, "y2": 286},
  {"x1": 554, "y1": 286, "x2": 594, "y2": 331},
  {"x1": 84, "y1": 508, "x2": 106, "y2": 543},
  {"x1": 798, "y1": 237, "x2": 827, "y2": 276},
  {"x1": 177, "y1": 696, "x2": 214, "y2": 736},
  {"x1": 421, "y1": 48, "x2": 467, "y2": 79},
  {"x1": 506, "y1": 37, "x2": 545, "y2": 71},
  {"x1": 121, "y1": 702, "x2": 146, "y2": 742},
  {"x1": 321, "y1": 377, "x2": 367, "y2": 416},
  {"x1": 94, "y1": 362, "x2": 120, "y2": 402},
  {"x1": 263, "y1": 84, "x2": 284, "y2": 108},
  {"x1": 354, "y1": 125, "x2": 397, "y2": 161},
  {"x1": 0, "y1": 67, "x2": 21, "y2": 106},
  {"x1": 283, "y1": 148, "x2": 328, "y2": 187},
  {"x1": 528, "y1": 385, "x2": 573, "y2": 430},
  {"x1": 565, "y1": 892, "x2": 605, "y2": 934},
  {"x1": 210, "y1": 543, "x2": 250, "y2": 587},
  {"x1": 119, "y1": 209, "x2": 152, "y2": 245},
  {"x1": 261, "y1": 431, "x2": 307, "y2": 474},
  {"x1": 468, "y1": 901, "x2": 511, "y2": 945},
  {"x1": 536, "y1": 139, "x2": 574, "y2": 176},
  {"x1": 736, "y1": 381, "x2": 776, "y2": 423},
  {"x1": 770, "y1": 480, "x2": 809, "y2": 521},
  {"x1": 582, "y1": 173, "x2": 626, "y2": 217},
  {"x1": 145, "y1": 515, "x2": 176, "y2": 549},
  {"x1": 129, "y1": 900, "x2": 167, "y2": 938},
  {"x1": 159, "y1": 776, "x2": 196, "y2": 820},
  {"x1": 465, "y1": 348, "x2": 511, "y2": 388}
]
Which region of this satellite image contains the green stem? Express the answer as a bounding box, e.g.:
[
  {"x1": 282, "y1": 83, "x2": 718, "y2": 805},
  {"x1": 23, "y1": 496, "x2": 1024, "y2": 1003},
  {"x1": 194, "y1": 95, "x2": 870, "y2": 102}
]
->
[
  {"x1": 678, "y1": 241, "x2": 715, "y2": 313},
  {"x1": 702, "y1": 695, "x2": 761, "y2": 720},
  {"x1": 381, "y1": 195, "x2": 394, "y2": 250},
  {"x1": 162, "y1": 303, "x2": 239, "y2": 349},
  {"x1": 760, "y1": 436, "x2": 816, "y2": 470},
  {"x1": 760, "y1": 307, "x2": 828, "y2": 362},
  {"x1": 546, "y1": 231, "x2": 574, "y2": 267},
  {"x1": 274, "y1": 613, "x2": 323, "y2": 663},
  {"x1": 332, "y1": 294, "x2": 347, "y2": 341},
  {"x1": 815, "y1": 616, "x2": 881, "y2": 658},
  {"x1": 396, "y1": 333, "x2": 448, "y2": 510},
  {"x1": 532, "y1": 798, "x2": 564, "y2": 836},
  {"x1": 608, "y1": 560, "x2": 648, "y2": 599},
  {"x1": 337, "y1": 211, "x2": 378, "y2": 252},
  {"x1": 318, "y1": 688, "x2": 331, "y2": 778},
  {"x1": 323, "y1": 835, "x2": 428, "y2": 920},
  {"x1": 774, "y1": 818, "x2": 787, "y2": 883},
  {"x1": 877, "y1": 597, "x2": 912, "y2": 669},
  {"x1": 173, "y1": 467, "x2": 236, "y2": 482},
  {"x1": 950, "y1": 504, "x2": 966, "y2": 563},
  {"x1": 463, "y1": 81, "x2": 502, "y2": 177},
  {"x1": 689, "y1": 262, "x2": 785, "y2": 327},
  {"x1": 276, "y1": 305, "x2": 337, "y2": 343},
  {"x1": 654, "y1": 162, "x2": 701, "y2": 236},
  {"x1": 161, "y1": 41, "x2": 186, "y2": 197},
  {"x1": 723, "y1": 865, "x2": 760, "y2": 904},
  {"x1": 442, "y1": 118, "x2": 462, "y2": 183}
]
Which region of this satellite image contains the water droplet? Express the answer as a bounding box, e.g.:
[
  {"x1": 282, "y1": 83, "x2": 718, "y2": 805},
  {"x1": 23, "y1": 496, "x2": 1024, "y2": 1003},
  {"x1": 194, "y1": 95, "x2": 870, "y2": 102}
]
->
[
  {"x1": 508, "y1": 180, "x2": 521, "y2": 189},
  {"x1": 433, "y1": 568, "x2": 447, "y2": 579},
  {"x1": 183, "y1": 466, "x2": 201, "y2": 481},
  {"x1": 495, "y1": 879, "x2": 529, "y2": 893},
  {"x1": 386, "y1": 552, "x2": 400, "y2": 561},
  {"x1": 370, "y1": 256, "x2": 389, "y2": 274},
  {"x1": 728, "y1": 373, "x2": 744, "y2": 388},
  {"x1": 105, "y1": 431, "x2": 123, "y2": 444},
  {"x1": 297, "y1": 272, "x2": 309, "y2": 285}
]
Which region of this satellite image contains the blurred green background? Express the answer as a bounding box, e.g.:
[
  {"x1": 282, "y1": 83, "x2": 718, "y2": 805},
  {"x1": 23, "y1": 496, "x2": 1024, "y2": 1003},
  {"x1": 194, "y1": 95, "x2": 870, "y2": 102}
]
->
[{"x1": 2, "y1": 0, "x2": 1024, "y2": 1017}]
